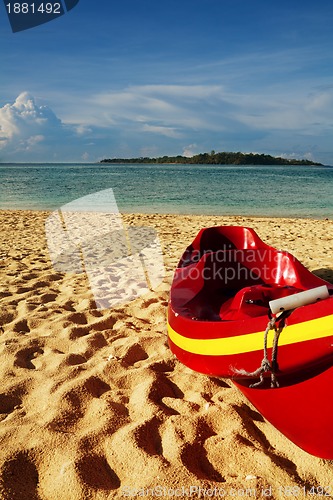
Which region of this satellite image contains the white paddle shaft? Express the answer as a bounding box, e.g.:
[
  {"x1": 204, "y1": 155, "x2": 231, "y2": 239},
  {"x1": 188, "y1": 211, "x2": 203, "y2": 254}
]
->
[{"x1": 269, "y1": 285, "x2": 329, "y2": 315}]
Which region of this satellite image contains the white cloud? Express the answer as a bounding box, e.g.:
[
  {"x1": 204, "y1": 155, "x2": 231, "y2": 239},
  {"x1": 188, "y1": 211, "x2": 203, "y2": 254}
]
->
[
  {"x1": 0, "y1": 93, "x2": 60, "y2": 154},
  {"x1": 25, "y1": 135, "x2": 45, "y2": 149},
  {"x1": 81, "y1": 152, "x2": 90, "y2": 161},
  {"x1": 76, "y1": 124, "x2": 92, "y2": 135},
  {"x1": 279, "y1": 150, "x2": 317, "y2": 162},
  {"x1": 84, "y1": 84, "x2": 227, "y2": 131},
  {"x1": 142, "y1": 124, "x2": 182, "y2": 138},
  {"x1": 0, "y1": 92, "x2": 90, "y2": 161},
  {"x1": 228, "y1": 86, "x2": 333, "y2": 136},
  {"x1": 2, "y1": 84, "x2": 332, "y2": 164},
  {"x1": 136, "y1": 84, "x2": 224, "y2": 99},
  {"x1": 182, "y1": 144, "x2": 198, "y2": 157},
  {"x1": 75, "y1": 82, "x2": 333, "y2": 141}
]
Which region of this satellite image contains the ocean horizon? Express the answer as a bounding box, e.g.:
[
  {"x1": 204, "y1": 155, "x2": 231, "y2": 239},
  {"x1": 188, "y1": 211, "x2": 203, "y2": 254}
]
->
[{"x1": 1, "y1": 163, "x2": 332, "y2": 218}]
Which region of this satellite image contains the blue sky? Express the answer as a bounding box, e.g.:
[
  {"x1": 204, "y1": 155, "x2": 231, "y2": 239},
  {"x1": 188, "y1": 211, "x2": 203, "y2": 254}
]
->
[{"x1": 1, "y1": 0, "x2": 333, "y2": 164}]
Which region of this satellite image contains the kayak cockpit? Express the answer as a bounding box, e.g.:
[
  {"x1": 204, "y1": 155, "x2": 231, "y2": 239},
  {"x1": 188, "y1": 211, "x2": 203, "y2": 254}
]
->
[{"x1": 170, "y1": 240, "x2": 324, "y2": 321}]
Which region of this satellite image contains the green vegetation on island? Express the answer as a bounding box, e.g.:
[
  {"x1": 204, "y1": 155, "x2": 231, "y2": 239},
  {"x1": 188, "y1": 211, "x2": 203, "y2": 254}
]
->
[{"x1": 100, "y1": 151, "x2": 322, "y2": 166}]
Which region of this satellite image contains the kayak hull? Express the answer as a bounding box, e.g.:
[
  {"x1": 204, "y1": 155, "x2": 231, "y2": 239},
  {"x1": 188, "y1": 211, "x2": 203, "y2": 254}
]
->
[
  {"x1": 167, "y1": 226, "x2": 333, "y2": 458},
  {"x1": 234, "y1": 361, "x2": 333, "y2": 459}
]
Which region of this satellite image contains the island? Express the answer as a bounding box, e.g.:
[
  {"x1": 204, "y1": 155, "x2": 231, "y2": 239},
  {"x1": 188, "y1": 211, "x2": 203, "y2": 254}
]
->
[{"x1": 100, "y1": 151, "x2": 322, "y2": 166}]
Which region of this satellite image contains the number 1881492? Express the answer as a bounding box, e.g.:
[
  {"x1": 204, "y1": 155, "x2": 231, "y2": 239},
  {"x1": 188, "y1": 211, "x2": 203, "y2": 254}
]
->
[{"x1": 6, "y1": 3, "x2": 62, "y2": 14}]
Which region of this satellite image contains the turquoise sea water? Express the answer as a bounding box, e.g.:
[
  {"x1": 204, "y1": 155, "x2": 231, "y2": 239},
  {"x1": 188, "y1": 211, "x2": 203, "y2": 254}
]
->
[{"x1": 0, "y1": 163, "x2": 332, "y2": 218}]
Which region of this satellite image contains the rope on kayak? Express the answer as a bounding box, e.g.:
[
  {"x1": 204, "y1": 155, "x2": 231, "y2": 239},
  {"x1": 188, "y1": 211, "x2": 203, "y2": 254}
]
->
[{"x1": 233, "y1": 316, "x2": 285, "y2": 388}]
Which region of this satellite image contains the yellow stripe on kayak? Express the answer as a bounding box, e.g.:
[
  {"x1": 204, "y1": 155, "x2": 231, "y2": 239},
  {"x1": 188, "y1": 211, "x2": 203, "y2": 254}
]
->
[{"x1": 167, "y1": 314, "x2": 333, "y2": 356}]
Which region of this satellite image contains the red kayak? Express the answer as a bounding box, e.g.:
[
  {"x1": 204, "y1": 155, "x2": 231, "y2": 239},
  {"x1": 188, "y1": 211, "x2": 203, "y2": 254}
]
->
[{"x1": 167, "y1": 226, "x2": 333, "y2": 458}]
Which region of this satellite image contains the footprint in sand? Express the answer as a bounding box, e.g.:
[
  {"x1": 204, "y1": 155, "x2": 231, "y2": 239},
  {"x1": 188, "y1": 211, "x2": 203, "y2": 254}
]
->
[
  {"x1": 132, "y1": 415, "x2": 164, "y2": 457},
  {"x1": 12, "y1": 319, "x2": 30, "y2": 334},
  {"x1": 75, "y1": 454, "x2": 120, "y2": 491},
  {"x1": 40, "y1": 292, "x2": 58, "y2": 304},
  {"x1": 14, "y1": 345, "x2": 44, "y2": 370},
  {"x1": 0, "y1": 393, "x2": 22, "y2": 422},
  {"x1": 0, "y1": 451, "x2": 39, "y2": 500}
]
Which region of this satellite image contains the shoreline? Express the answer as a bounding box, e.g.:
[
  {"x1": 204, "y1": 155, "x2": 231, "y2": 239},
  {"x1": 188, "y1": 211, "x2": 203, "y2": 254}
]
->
[
  {"x1": 2, "y1": 210, "x2": 333, "y2": 280},
  {"x1": 0, "y1": 210, "x2": 332, "y2": 498},
  {"x1": 1, "y1": 207, "x2": 332, "y2": 220}
]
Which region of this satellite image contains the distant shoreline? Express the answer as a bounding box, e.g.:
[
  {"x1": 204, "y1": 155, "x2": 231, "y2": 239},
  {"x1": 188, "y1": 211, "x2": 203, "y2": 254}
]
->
[{"x1": 100, "y1": 151, "x2": 323, "y2": 166}]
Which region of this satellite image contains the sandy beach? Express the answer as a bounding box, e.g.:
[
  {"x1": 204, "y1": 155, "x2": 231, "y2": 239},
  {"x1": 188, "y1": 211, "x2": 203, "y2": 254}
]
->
[{"x1": 0, "y1": 210, "x2": 332, "y2": 499}]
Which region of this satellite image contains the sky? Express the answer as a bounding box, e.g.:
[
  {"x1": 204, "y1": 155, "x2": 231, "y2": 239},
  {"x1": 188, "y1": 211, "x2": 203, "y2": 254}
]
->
[{"x1": 1, "y1": 0, "x2": 333, "y2": 164}]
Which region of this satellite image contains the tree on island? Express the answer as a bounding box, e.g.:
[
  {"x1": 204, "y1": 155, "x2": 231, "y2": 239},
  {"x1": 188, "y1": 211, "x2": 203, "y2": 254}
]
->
[{"x1": 100, "y1": 151, "x2": 322, "y2": 166}]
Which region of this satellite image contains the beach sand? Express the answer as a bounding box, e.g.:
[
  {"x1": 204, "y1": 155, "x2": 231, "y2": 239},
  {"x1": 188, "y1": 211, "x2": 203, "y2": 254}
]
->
[{"x1": 0, "y1": 210, "x2": 332, "y2": 499}]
